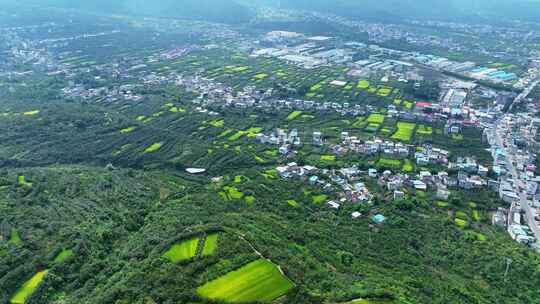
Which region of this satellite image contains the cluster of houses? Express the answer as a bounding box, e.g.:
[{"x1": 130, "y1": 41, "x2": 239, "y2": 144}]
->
[
  {"x1": 276, "y1": 162, "x2": 374, "y2": 210},
  {"x1": 255, "y1": 129, "x2": 301, "y2": 155}
]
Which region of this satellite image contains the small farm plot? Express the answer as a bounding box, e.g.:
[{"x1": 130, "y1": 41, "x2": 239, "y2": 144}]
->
[
  {"x1": 163, "y1": 238, "x2": 199, "y2": 262},
  {"x1": 367, "y1": 113, "x2": 385, "y2": 124},
  {"x1": 11, "y1": 270, "x2": 49, "y2": 304},
  {"x1": 416, "y1": 125, "x2": 433, "y2": 136},
  {"x1": 197, "y1": 259, "x2": 294, "y2": 303},
  {"x1": 391, "y1": 122, "x2": 416, "y2": 142},
  {"x1": 377, "y1": 158, "x2": 402, "y2": 169},
  {"x1": 202, "y1": 233, "x2": 219, "y2": 256}
]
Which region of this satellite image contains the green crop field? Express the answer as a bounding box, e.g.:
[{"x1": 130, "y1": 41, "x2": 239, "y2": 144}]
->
[
  {"x1": 11, "y1": 270, "x2": 49, "y2": 304},
  {"x1": 416, "y1": 125, "x2": 433, "y2": 135},
  {"x1": 455, "y1": 218, "x2": 468, "y2": 227},
  {"x1": 197, "y1": 259, "x2": 294, "y2": 303},
  {"x1": 9, "y1": 228, "x2": 22, "y2": 245},
  {"x1": 144, "y1": 142, "x2": 163, "y2": 153},
  {"x1": 320, "y1": 155, "x2": 336, "y2": 161},
  {"x1": 286, "y1": 200, "x2": 298, "y2": 207},
  {"x1": 391, "y1": 122, "x2": 416, "y2": 141},
  {"x1": 377, "y1": 87, "x2": 392, "y2": 97},
  {"x1": 377, "y1": 158, "x2": 401, "y2": 168},
  {"x1": 22, "y1": 110, "x2": 40, "y2": 116},
  {"x1": 357, "y1": 80, "x2": 370, "y2": 89},
  {"x1": 18, "y1": 176, "x2": 32, "y2": 188},
  {"x1": 287, "y1": 111, "x2": 302, "y2": 121},
  {"x1": 54, "y1": 249, "x2": 73, "y2": 263},
  {"x1": 402, "y1": 159, "x2": 414, "y2": 172},
  {"x1": 120, "y1": 126, "x2": 137, "y2": 134},
  {"x1": 367, "y1": 113, "x2": 385, "y2": 124},
  {"x1": 163, "y1": 238, "x2": 199, "y2": 262},
  {"x1": 312, "y1": 194, "x2": 328, "y2": 204},
  {"x1": 223, "y1": 186, "x2": 245, "y2": 200},
  {"x1": 202, "y1": 234, "x2": 219, "y2": 256},
  {"x1": 365, "y1": 123, "x2": 380, "y2": 132}
]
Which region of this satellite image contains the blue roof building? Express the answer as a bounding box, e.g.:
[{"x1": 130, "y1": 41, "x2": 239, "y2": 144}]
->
[{"x1": 372, "y1": 214, "x2": 386, "y2": 224}]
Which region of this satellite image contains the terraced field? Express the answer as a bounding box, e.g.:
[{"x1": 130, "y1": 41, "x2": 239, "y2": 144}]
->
[{"x1": 197, "y1": 259, "x2": 294, "y2": 303}]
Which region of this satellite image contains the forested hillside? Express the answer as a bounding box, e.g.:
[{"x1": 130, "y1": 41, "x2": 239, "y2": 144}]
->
[{"x1": 0, "y1": 94, "x2": 540, "y2": 304}]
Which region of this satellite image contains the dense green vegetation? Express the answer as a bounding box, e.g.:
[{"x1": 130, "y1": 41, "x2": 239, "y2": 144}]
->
[
  {"x1": 1, "y1": 161, "x2": 540, "y2": 303},
  {"x1": 1, "y1": 8, "x2": 539, "y2": 304}
]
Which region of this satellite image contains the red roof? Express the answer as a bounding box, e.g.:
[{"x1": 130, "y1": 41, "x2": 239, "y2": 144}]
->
[{"x1": 415, "y1": 101, "x2": 432, "y2": 107}]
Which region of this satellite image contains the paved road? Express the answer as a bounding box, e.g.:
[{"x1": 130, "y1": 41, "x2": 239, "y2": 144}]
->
[
  {"x1": 494, "y1": 124, "x2": 540, "y2": 241},
  {"x1": 508, "y1": 79, "x2": 540, "y2": 112}
]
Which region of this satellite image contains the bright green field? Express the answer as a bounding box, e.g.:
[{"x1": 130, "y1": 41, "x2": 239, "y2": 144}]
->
[
  {"x1": 402, "y1": 159, "x2": 414, "y2": 172},
  {"x1": 197, "y1": 259, "x2": 294, "y2": 303},
  {"x1": 202, "y1": 234, "x2": 219, "y2": 256},
  {"x1": 10, "y1": 270, "x2": 49, "y2": 304},
  {"x1": 377, "y1": 158, "x2": 401, "y2": 168},
  {"x1": 22, "y1": 110, "x2": 40, "y2": 116},
  {"x1": 391, "y1": 122, "x2": 416, "y2": 141},
  {"x1": 18, "y1": 176, "x2": 32, "y2": 187},
  {"x1": 367, "y1": 114, "x2": 385, "y2": 124},
  {"x1": 312, "y1": 194, "x2": 328, "y2": 204},
  {"x1": 163, "y1": 238, "x2": 199, "y2": 262},
  {"x1": 144, "y1": 142, "x2": 163, "y2": 153},
  {"x1": 9, "y1": 228, "x2": 22, "y2": 245},
  {"x1": 223, "y1": 186, "x2": 245, "y2": 200},
  {"x1": 286, "y1": 111, "x2": 302, "y2": 121},
  {"x1": 120, "y1": 126, "x2": 137, "y2": 134},
  {"x1": 53, "y1": 249, "x2": 73, "y2": 263},
  {"x1": 357, "y1": 80, "x2": 370, "y2": 89},
  {"x1": 320, "y1": 155, "x2": 336, "y2": 161}
]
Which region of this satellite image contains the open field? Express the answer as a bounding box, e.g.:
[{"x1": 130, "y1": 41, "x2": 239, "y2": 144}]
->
[
  {"x1": 377, "y1": 158, "x2": 402, "y2": 168},
  {"x1": 222, "y1": 186, "x2": 245, "y2": 200},
  {"x1": 287, "y1": 111, "x2": 302, "y2": 121},
  {"x1": 202, "y1": 234, "x2": 219, "y2": 256},
  {"x1": 144, "y1": 142, "x2": 163, "y2": 153},
  {"x1": 367, "y1": 113, "x2": 385, "y2": 124},
  {"x1": 402, "y1": 159, "x2": 414, "y2": 172},
  {"x1": 53, "y1": 249, "x2": 73, "y2": 263},
  {"x1": 416, "y1": 125, "x2": 433, "y2": 136},
  {"x1": 197, "y1": 259, "x2": 294, "y2": 303},
  {"x1": 18, "y1": 176, "x2": 32, "y2": 187},
  {"x1": 391, "y1": 122, "x2": 416, "y2": 141},
  {"x1": 163, "y1": 238, "x2": 199, "y2": 262},
  {"x1": 9, "y1": 228, "x2": 22, "y2": 245},
  {"x1": 11, "y1": 270, "x2": 49, "y2": 304},
  {"x1": 321, "y1": 155, "x2": 336, "y2": 162}
]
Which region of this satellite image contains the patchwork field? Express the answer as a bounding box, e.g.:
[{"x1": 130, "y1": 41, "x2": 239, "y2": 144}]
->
[
  {"x1": 391, "y1": 122, "x2": 416, "y2": 141},
  {"x1": 367, "y1": 113, "x2": 385, "y2": 124},
  {"x1": 202, "y1": 234, "x2": 219, "y2": 256},
  {"x1": 197, "y1": 259, "x2": 294, "y2": 303},
  {"x1": 163, "y1": 238, "x2": 199, "y2": 262},
  {"x1": 11, "y1": 270, "x2": 49, "y2": 304}
]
